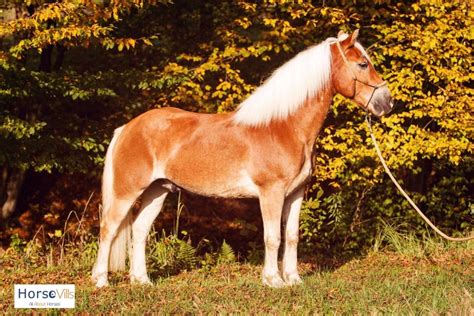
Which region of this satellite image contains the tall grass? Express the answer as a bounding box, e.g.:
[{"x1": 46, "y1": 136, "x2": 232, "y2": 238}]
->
[
  {"x1": 373, "y1": 223, "x2": 473, "y2": 259},
  {"x1": 1, "y1": 221, "x2": 472, "y2": 313}
]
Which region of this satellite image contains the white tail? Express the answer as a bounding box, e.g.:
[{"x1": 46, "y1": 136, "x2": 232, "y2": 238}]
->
[
  {"x1": 101, "y1": 126, "x2": 131, "y2": 271},
  {"x1": 108, "y1": 212, "x2": 131, "y2": 271}
]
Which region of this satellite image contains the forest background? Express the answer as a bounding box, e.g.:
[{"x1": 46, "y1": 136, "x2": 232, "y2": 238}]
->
[{"x1": 0, "y1": 0, "x2": 472, "y2": 259}]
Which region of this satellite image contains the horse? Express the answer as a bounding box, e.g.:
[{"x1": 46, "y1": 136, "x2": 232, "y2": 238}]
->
[{"x1": 92, "y1": 30, "x2": 393, "y2": 288}]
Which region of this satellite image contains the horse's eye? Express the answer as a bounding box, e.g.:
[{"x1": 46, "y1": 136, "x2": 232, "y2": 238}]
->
[{"x1": 358, "y1": 61, "x2": 369, "y2": 69}]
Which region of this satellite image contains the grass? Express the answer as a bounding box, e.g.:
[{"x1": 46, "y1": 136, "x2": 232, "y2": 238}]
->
[{"x1": 0, "y1": 228, "x2": 472, "y2": 314}]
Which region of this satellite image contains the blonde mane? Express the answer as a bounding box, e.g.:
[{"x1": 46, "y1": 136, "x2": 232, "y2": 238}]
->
[{"x1": 233, "y1": 38, "x2": 336, "y2": 126}]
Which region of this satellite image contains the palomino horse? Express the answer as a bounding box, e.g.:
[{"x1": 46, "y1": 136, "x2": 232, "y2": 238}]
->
[{"x1": 92, "y1": 30, "x2": 393, "y2": 288}]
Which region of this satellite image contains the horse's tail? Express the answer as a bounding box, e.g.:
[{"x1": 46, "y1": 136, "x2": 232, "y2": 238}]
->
[{"x1": 101, "y1": 125, "x2": 131, "y2": 272}]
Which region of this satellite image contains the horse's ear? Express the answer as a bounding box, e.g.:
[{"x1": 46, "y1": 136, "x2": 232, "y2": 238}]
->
[
  {"x1": 349, "y1": 29, "x2": 359, "y2": 45},
  {"x1": 339, "y1": 29, "x2": 359, "y2": 46}
]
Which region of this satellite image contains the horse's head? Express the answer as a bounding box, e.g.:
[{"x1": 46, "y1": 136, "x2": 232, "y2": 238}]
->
[{"x1": 331, "y1": 30, "x2": 393, "y2": 117}]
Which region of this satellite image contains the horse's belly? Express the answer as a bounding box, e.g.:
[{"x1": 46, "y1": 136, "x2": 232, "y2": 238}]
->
[{"x1": 168, "y1": 169, "x2": 259, "y2": 199}]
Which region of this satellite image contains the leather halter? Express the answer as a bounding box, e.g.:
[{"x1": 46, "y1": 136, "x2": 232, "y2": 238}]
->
[{"x1": 335, "y1": 40, "x2": 387, "y2": 110}]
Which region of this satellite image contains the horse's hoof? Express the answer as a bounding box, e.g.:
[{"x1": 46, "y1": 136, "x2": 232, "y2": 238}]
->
[
  {"x1": 95, "y1": 277, "x2": 109, "y2": 288},
  {"x1": 283, "y1": 272, "x2": 302, "y2": 286},
  {"x1": 130, "y1": 274, "x2": 153, "y2": 285},
  {"x1": 262, "y1": 274, "x2": 285, "y2": 288},
  {"x1": 92, "y1": 270, "x2": 109, "y2": 288}
]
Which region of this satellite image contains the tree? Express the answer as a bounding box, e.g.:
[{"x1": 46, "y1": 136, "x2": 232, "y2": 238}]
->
[
  {"x1": 0, "y1": 1, "x2": 471, "y2": 252},
  {"x1": 0, "y1": 0, "x2": 169, "y2": 219}
]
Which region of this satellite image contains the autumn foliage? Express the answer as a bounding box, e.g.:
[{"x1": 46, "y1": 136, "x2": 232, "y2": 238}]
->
[{"x1": 0, "y1": 1, "x2": 472, "y2": 253}]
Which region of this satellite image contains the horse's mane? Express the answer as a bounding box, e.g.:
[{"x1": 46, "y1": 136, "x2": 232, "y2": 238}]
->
[{"x1": 233, "y1": 38, "x2": 338, "y2": 126}]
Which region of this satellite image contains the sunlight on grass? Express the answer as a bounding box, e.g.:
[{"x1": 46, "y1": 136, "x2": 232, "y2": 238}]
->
[{"x1": 0, "y1": 227, "x2": 472, "y2": 314}]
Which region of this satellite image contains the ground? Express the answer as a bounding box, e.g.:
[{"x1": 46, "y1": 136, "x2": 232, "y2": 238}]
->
[{"x1": 0, "y1": 238, "x2": 472, "y2": 314}]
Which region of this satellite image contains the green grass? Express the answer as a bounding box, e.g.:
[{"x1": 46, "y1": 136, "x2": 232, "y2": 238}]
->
[{"x1": 1, "y1": 230, "x2": 472, "y2": 314}]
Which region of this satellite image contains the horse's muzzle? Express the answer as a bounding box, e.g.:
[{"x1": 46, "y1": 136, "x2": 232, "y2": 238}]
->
[{"x1": 369, "y1": 87, "x2": 393, "y2": 117}]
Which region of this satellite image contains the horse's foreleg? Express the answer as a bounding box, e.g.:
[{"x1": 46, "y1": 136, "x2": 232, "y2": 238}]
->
[
  {"x1": 282, "y1": 187, "x2": 304, "y2": 285},
  {"x1": 130, "y1": 183, "x2": 168, "y2": 284},
  {"x1": 259, "y1": 184, "x2": 285, "y2": 288}
]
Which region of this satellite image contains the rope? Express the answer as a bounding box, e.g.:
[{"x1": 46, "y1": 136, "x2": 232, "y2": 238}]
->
[{"x1": 366, "y1": 115, "x2": 474, "y2": 242}]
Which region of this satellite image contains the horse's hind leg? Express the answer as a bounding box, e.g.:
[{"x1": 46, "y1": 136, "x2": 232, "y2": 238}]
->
[
  {"x1": 130, "y1": 182, "x2": 168, "y2": 284},
  {"x1": 259, "y1": 184, "x2": 286, "y2": 288},
  {"x1": 92, "y1": 193, "x2": 140, "y2": 287}
]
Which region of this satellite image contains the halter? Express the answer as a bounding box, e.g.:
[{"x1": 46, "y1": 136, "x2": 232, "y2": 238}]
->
[{"x1": 335, "y1": 40, "x2": 387, "y2": 110}]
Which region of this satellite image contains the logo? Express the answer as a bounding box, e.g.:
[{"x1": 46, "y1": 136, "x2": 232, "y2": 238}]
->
[{"x1": 14, "y1": 284, "x2": 75, "y2": 309}]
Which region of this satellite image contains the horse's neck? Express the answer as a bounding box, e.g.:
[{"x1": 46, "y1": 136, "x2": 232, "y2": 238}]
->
[{"x1": 286, "y1": 87, "x2": 334, "y2": 148}]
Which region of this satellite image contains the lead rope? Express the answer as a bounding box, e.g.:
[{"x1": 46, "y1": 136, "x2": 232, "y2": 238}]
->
[{"x1": 365, "y1": 114, "x2": 474, "y2": 241}]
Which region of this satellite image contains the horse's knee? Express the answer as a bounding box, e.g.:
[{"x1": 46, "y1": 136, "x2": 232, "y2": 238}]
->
[
  {"x1": 285, "y1": 233, "x2": 299, "y2": 247},
  {"x1": 265, "y1": 236, "x2": 281, "y2": 251}
]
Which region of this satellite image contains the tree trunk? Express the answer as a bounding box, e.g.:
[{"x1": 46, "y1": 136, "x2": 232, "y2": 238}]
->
[
  {"x1": 52, "y1": 44, "x2": 66, "y2": 71},
  {"x1": 38, "y1": 45, "x2": 53, "y2": 72},
  {"x1": 1, "y1": 168, "x2": 25, "y2": 220}
]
